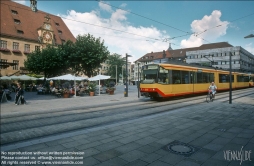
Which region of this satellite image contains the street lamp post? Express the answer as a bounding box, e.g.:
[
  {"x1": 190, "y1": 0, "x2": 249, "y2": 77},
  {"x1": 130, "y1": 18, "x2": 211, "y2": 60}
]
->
[
  {"x1": 122, "y1": 66, "x2": 123, "y2": 84},
  {"x1": 137, "y1": 62, "x2": 140, "y2": 98},
  {"x1": 115, "y1": 65, "x2": 117, "y2": 85},
  {"x1": 98, "y1": 68, "x2": 101, "y2": 96},
  {"x1": 125, "y1": 54, "x2": 132, "y2": 97},
  {"x1": 229, "y1": 52, "x2": 232, "y2": 104}
]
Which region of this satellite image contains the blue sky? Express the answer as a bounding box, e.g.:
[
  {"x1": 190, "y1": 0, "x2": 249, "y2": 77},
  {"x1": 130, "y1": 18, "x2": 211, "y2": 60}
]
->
[{"x1": 15, "y1": 1, "x2": 254, "y2": 62}]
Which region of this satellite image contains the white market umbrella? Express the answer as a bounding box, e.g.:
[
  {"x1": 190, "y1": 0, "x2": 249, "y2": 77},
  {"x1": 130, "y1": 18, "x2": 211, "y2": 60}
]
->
[
  {"x1": 49, "y1": 74, "x2": 87, "y2": 81},
  {"x1": 9, "y1": 75, "x2": 20, "y2": 80},
  {"x1": 0, "y1": 76, "x2": 11, "y2": 80},
  {"x1": 88, "y1": 74, "x2": 110, "y2": 81},
  {"x1": 49, "y1": 74, "x2": 88, "y2": 97},
  {"x1": 18, "y1": 75, "x2": 37, "y2": 80},
  {"x1": 38, "y1": 77, "x2": 48, "y2": 80},
  {"x1": 88, "y1": 74, "x2": 110, "y2": 95}
]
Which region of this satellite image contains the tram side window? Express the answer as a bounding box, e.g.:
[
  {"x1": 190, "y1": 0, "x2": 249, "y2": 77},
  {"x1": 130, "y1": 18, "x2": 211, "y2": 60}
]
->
[
  {"x1": 209, "y1": 73, "x2": 214, "y2": 82},
  {"x1": 197, "y1": 72, "x2": 215, "y2": 83},
  {"x1": 202, "y1": 73, "x2": 210, "y2": 83},
  {"x1": 237, "y1": 75, "x2": 249, "y2": 82},
  {"x1": 181, "y1": 71, "x2": 189, "y2": 84},
  {"x1": 219, "y1": 74, "x2": 234, "y2": 83},
  {"x1": 197, "y1": 72, "x2": 203, "y2": 83},
  {"x1": 172, "y1": 70, "x2": 181, "y2": 84},
  {"x1": 158, "y1": 67, "x2": 169, "y2": 84}
]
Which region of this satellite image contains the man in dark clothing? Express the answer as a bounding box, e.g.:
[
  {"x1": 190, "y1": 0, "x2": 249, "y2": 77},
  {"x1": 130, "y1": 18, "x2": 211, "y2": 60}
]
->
[{"x1": 15, "y1": 83, "x2": 25, "y2": 105}]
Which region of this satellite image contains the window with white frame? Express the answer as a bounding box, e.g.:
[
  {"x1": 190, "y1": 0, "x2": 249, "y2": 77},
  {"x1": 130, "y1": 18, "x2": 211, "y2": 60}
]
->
[
  {"x1": 0, "y1": 59, "x2": 7, "y2": 69},
  {"x1": 24, "y1": 44, "x2": 30, "y2": 52},
  {"x1": 13, "y1": 42, "x2": 19, "y2": 50},
  {"x1": 0, "y1": 40, "x2": 7, "y2": 48},
  {"x1": 35, "y1": 45, "x2": 40, "y2": 51},
  {"x1": 13, "y1": 60, "x2": 19, "y2": 70}
]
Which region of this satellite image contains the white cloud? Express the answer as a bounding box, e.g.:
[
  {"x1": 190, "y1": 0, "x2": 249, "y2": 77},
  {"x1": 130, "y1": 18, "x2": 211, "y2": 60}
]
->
[
  {"x1": 120, "y1": 3, "x2": 127, "y2": 8},
  {"x1": 13, "y1": 0, "x2": 26, "y2": 5},
  {"x1": 98, "y1": 1, "x2": 113, "y2": 13},
  {"x1": 181, "y1": 10, "x2": 229, "y2": 48},
  {"x1": 245, "y1": 43, "x2": 254, "y2": 54},
  {"x1": 60, "y1": 2, "x2": 169, "y2": 62}
]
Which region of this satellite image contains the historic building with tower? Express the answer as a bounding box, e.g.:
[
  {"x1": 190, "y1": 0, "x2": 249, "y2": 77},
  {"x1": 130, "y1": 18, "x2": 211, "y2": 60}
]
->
[{"x1": 0, "y1": 0, "x2": 76, "y2": 76}]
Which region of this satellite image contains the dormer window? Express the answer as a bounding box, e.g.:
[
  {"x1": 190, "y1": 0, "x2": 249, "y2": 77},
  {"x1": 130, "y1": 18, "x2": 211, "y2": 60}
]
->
[
  {"x1": 11, "y1": 10, "x2": 18, "y2": 15},
  {"x1": 14, "y1": 19, "x2": 21, "y2": 24},
  {"x1": 58, "y1": 30, "x2": 62, "y2": 34},
  {"x1": 17, "y1": 30, "x2": 24, "y2": 34},
  {"x1": 55, "y1": 23, "x2": 60, "y2": 26}
]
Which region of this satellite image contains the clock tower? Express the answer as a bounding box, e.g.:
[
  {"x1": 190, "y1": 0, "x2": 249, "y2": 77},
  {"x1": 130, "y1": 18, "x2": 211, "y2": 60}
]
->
[
  {"x1": 37, "y1": 14, "x2": 54, "y2": 45},
  {"x1": 30, "y1": 0, "x2": 37, "y2": 12}
]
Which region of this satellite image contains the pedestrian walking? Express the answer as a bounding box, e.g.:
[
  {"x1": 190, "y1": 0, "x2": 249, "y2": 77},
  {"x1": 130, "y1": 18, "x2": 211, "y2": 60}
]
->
[{"x1": 15, "y1": 83, "x2": 26, "y2": 105}]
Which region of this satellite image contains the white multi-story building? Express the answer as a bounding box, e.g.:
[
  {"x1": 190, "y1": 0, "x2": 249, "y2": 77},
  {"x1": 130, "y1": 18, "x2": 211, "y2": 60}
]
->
[
  {"x1": 186, "y1": 46, "x2": 254, "y2": 73},
  {"x1": 133, "y1": 43, "x2": 254, "y2": 82}
]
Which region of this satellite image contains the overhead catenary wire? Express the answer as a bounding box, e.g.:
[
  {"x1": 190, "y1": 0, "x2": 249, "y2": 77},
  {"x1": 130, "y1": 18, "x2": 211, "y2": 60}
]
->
[
  {"x1": 97, "y1": 0, "x2": 211, "y2": 43},
  {"x1": 2, "y1": 2, "x2": 254, "y2": 47},
  {"x1": 97, "y1": 0, "x2": 191, "y2": 34}
]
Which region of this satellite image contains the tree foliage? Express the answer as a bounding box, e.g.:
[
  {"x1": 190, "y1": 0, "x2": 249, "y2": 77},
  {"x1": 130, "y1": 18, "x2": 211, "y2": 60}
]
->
[
  {"x1": 24, "y1": 33, "x2": 110, "y2": 78},
  {"x1": 74, "y1": 34, "x2": 110, "y2": 77},
  {"x1": 24, "y1": 45, "x2": 64, "y2": 80},
  {"x1": 107, "y1": 53, "x2": 126, "y2": 82}
]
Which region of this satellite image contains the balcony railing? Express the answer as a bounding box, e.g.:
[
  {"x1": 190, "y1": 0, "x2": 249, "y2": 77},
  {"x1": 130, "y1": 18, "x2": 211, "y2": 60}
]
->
[
  {"x1": 12, "y1": 49, "x2": 22, "y2": 53},
  {"x1": 0, "y1": 47, "x2": 10, "y2": 52},
  {"x1": 23, "y1": 51, "x2": 31, "y2": 54}
]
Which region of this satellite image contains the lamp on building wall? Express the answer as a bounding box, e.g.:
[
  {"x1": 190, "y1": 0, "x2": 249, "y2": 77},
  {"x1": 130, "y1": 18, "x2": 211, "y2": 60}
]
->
[{"x1": 244, "y1": 34, "x2": 254, "y2": 38}]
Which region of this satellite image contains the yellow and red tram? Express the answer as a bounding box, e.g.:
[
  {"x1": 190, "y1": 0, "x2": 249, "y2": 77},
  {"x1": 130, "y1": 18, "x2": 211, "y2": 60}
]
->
[{"x1": 140, "y1": 63, "x2": 253, "y2": 99}]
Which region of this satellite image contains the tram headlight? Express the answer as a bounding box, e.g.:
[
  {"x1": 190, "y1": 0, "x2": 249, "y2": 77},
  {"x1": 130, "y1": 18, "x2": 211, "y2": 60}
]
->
[{"x1": 153, "y1": 88, "x2": 155, "y2": 91}]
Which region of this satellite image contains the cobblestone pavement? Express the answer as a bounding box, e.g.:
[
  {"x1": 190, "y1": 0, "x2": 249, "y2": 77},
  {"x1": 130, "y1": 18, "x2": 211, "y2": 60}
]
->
[
  {"x1": 1, "y1": 85, "x2": 141, "y2": 114},
  {"x1": 0, "y1": 88, "x2": 254, "y2": 166}
]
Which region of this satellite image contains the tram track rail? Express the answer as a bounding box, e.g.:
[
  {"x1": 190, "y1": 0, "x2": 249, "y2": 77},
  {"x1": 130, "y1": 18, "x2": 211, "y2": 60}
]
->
[
  {"x1": 1, "y1": 88, "x2": 253, "y2": 145},
  {"x1": 1, "y1": 88, "x2": 252, "y2": 127}
]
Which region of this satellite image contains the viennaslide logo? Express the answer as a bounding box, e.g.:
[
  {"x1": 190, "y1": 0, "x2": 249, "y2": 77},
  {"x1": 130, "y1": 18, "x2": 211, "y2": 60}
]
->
[{"x1": 224, "y1": 146, "x2": 252, "y2": 165}]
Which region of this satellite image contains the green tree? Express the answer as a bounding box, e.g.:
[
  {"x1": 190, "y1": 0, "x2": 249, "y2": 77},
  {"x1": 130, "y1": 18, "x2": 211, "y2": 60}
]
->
[
  {"x1": 24, "y1": 45, "x2": 65, "y2": 82},
  {"x1": 107, "y1": 53, "x2": 126, "y2": 83},
  {"x1": 57, "y1": 40, "x2": 77, "y2": 74},
  {"x1": 74, "y1": 34, "x2": 110, "y2": 77}
]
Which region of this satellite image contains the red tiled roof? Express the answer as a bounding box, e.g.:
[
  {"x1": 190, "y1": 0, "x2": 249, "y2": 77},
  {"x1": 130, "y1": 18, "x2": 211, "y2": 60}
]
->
[
  {"x1": 135, "y1": 42, "x2": 233, "y2": 62},
  {"x1": 0, "y1": 0, "x2": 76, "y2": 44}
]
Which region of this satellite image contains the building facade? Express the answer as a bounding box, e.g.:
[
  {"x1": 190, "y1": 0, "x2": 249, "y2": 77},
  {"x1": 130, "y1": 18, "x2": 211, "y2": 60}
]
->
[
  {"x1": 186, "y1": 46, "x2": 254, "y2": 73},
  {"x1": 0, "y1": 0, "x2": 75, "y2": 76},
  {"x1": 133, "y1": 42, "x2": 253, "y2": 82}
]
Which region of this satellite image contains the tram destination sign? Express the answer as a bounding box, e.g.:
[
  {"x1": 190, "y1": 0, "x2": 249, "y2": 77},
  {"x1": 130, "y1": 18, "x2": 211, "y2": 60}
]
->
[
  {"x1": 147, "y1": 65, "x2": 158, "y2": 70},
  {"x1": 197, "y1": 69, "x2": 202, "y2": 73}
]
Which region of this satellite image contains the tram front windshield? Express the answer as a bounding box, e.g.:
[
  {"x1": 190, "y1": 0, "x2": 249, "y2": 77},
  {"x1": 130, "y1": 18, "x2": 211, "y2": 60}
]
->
[{"x1": 142, "y1": 69, "x2": 158, "y2": 84}]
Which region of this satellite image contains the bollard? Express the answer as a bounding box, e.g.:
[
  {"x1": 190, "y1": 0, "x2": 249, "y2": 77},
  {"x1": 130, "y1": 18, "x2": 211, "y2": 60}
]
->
[{"x1": 124, "y1": 87, "x2": 127, "y2": 97}]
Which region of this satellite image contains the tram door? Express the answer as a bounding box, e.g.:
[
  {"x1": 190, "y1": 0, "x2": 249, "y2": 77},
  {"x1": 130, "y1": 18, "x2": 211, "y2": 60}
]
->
[{"x1": 190, "y1": 71, "x2": 196, "y2": 94}]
